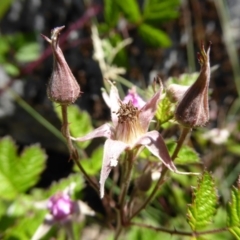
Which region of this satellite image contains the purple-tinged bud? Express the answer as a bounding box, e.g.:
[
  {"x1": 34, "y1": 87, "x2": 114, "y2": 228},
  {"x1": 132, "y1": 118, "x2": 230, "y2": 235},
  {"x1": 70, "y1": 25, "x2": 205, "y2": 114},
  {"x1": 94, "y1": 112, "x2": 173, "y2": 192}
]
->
[
  {"x1": 175, "y1": 42, "x2": 211, "y2": 128},
  {"x1": 47, "y1": 193, "x2": 74, "y2": 221},
  {"x1": 123, "y1": 86, "x2": 146, "y2": 109},
  {"x1": 166, "y1": 84, "x2": 189, "y2": 103},
  {"x1": 42, "y1": 26, "x2": 80, "y2": 105}
]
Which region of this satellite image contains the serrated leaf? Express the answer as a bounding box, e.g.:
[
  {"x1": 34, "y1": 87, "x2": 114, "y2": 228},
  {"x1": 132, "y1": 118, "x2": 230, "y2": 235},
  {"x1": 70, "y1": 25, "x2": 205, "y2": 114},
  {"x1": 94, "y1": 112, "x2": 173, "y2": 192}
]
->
[
  {"x1": 115, "y1": 0, "x2": 141, "y2": 23},
  {"x1": 137, "y1": 24, "x2": 171, "y2": 47},
  {"x1": 104, "y1": 0, "x2": 119, "y2": 27},
  {"x1": 187, "y1": 172, "x2": 218, "y2": 230},
  {"x1": 15, "y1": 42, "x2": 40, "y2": 63},
  {"x1": 0, "y1": 137, "x2": 46, "y2": 200},
  {"x1": 156, "y1": 94, "x2": 174, "y2": 124},
  {"x1": 54, "y1": 104, "x2": 93, "y2": 149},
  {"x1": 227, "y1": 187, "x2": 240, "y2": 238},
  {"x1": 166, "y1": 140, "x2": 200, "y2": 164}
]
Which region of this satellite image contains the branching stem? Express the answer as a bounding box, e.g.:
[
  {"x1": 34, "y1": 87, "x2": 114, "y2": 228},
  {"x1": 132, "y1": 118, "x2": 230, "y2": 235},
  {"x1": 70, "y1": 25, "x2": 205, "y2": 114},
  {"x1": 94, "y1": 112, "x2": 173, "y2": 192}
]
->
[{"x1": 129, "y1": 127, "x2": 191, "y2": 220}]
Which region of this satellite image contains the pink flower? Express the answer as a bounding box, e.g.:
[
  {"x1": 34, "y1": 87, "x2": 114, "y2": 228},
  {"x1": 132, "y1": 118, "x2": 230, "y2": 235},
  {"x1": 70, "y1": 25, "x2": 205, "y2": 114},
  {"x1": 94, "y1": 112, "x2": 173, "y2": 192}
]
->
[
  {"x1": 123, "y1": 86, "x2": 146, "y2": 109},
  {"x1": 72, "y1": 82, "x2": 191, "y2": 198},
  {"x1": 47, "y1": 193, "x2": 74, "y2": 221}
]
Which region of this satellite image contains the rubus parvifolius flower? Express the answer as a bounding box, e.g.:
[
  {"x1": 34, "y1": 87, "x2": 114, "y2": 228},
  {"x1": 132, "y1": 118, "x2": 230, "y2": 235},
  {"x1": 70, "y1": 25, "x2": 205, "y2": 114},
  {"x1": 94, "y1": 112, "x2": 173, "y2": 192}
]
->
[
  {"x1": 71, "y1": 81, "x2": 194, "y2": 198},
  {"x1": 175, "y1": 42, "x2": 211, "y2": 128},
  {"x1": 42, "y1": 26, "x2": 80, "y2": 105}
]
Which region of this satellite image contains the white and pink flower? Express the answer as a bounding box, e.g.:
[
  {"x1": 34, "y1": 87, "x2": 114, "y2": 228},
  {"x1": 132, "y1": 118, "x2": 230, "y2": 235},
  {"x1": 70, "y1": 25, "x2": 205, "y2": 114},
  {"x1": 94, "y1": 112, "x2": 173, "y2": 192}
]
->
[{"x1": 72, "y1": 82, "x2": 192, "y2": 198}]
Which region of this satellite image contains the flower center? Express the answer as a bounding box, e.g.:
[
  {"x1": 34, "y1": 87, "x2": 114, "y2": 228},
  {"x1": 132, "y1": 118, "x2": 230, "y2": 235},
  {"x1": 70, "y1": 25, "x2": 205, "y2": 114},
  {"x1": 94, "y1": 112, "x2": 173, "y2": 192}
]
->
[{"x1": 115, "y1": 101, "x2": 144, "y2": 146}]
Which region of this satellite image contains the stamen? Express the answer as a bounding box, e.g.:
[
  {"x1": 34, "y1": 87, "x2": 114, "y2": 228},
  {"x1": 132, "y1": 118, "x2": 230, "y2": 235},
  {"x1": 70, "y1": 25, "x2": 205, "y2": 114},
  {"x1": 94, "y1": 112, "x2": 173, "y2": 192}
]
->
[
  {"x1": 115, "y1": 101, "x2": 144, "y2": 146},
  {"x1": 116, "y1": 101, "x2": 139, "y2": 124}
]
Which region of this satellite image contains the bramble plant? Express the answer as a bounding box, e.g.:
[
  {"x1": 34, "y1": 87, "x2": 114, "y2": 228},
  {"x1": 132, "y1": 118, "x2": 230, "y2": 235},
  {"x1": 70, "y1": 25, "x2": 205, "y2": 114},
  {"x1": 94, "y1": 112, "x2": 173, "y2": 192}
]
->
[
  {"x1": 27, "y1": 26, "x2": 240, "y2": 239},
  {"x1": 0, "y1": 1, "x2": 240, "y2": 238}
]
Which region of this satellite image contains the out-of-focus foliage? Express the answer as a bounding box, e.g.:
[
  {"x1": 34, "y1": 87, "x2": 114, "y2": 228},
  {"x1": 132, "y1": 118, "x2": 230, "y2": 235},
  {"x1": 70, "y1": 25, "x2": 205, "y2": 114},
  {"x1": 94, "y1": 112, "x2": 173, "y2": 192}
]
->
[
  {"x1": 0, "y1": 137, "x2": 46, "y2": 200},
  {"x1": 0, "y1": 0, "x2": 239, "y2": 239},
  {"x1": 227, "y1": 187, "x2": 240, "y2": 239},
  {"x1": 102, "y1": 0, "x2": 180, "y2": 48}
]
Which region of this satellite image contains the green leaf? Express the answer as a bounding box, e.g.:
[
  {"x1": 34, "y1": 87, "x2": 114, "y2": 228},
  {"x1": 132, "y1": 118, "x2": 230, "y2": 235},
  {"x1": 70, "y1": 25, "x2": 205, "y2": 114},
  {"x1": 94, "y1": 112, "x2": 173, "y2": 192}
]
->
[
  {"x1": 109, "y1": 33, "x2": 129, "y2": 68},
  {"x1": 0, "y1": 36, "x2": 10, "y2": 56},
  {"x1": 75, "y1": 146, "x2": 103, "y2": 176},
  {"x1": 227, "y1": 141, "x2": 240, "y2": 156},
  {"x1": 0, "y1": 137, "x2": 46, "y2": 200},
  {"x1": 2, "y1": 62, "x2": 20, "y2": 76},
  {"x1": 15, "y1": 42, "x2": 40, "y2": 63},
  {"x1": 227, "y1": 186, "x2": 240, "y2": 238},
  {"x1": 104, "y1": 0, "x2": 119, "y2": 27},
  {"x1": 137, "y1": 24, "x2": 171, "y2": 47},
  {"x1": 187, "y1": 172, "x2": 218, "y2": 230},
  {"x1": 143, "y1": 0, "x2": 180, "y2": 23},
  {"x1": 4, "y1": 210, "x2": 46, "y2": 240},
  {"x1": 166, "y1": 139, "x2": 200, "y2": 164},
  {"x1": 32, "y1": 173, "x2": 84, "y2": 200},
  {"x1": 115, "y1": 0, "x2": 141, "y2": 23},
  {"x1": 156, "y1": 94, "x2": 174, "y2": 125},
  {"x1": 0, "y1": 0, "x2": 13, "y2": 20},
  {"x1": 54, "y1": 104, "x2": 93, "y2": 149},
  {"x1": 167, "y1": 72, "x2": 199, "y2": 86}
]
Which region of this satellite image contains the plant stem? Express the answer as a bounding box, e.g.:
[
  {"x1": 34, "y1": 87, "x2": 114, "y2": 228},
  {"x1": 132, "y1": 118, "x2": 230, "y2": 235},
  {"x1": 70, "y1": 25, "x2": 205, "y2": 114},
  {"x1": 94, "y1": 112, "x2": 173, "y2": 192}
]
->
[
  {"x1": 114, "y1": 151, "x2": 135, "y2": 240},
  {"x1": 12, "y1": 91, "x2": 65, "y2": 142},
  {"x1": 129, "y1": 127, "x2": 190, "y2": 220},
  {"x1": 61, "y1": 105, "x2": 99, "y2": 193},
  {"x1": 171, "y1": 127, "x2": 190, "y2": 160},
  {"x1": 130, "y1": 222, "x2": 228, "y2": 237}
]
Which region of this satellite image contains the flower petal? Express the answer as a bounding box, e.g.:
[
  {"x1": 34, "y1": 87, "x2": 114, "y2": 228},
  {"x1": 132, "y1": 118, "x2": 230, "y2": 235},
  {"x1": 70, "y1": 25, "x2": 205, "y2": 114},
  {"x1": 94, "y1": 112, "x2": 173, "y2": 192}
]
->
[
  {"x1": 135, "y1": 130, "x2": 178, "y2": 172},
  {"x1": 109, "y1": 81, "x2": 121, "y2": 127},
  {"x1": 139, "y1": 88, "x2": 162, "y2": 132},
  {"x1": 71, "y1": 123, "x2": 112, "y2": 141},
  {"x1": 136, "y1": 131, "x2": 200, "y2": 175},
  {"x1": 31, "y1": 218, "x2": 52, "y2": 240},
  {"x1": 99, "y1": 139, "x2": 128, "y2": 198}
]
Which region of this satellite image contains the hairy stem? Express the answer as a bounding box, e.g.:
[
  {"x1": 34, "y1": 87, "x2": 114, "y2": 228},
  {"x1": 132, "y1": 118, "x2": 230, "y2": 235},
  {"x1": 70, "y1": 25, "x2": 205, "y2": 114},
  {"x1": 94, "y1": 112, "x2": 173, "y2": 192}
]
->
[
  {"x1": 114, "y1": 151, "x2": 135, "y2": 240},
  {"x1": 172, "y1": 127, "x2": 191, "y2": 160},
  {"x1": 61, "y1": 105, "x2": 99, "y2": 193}
]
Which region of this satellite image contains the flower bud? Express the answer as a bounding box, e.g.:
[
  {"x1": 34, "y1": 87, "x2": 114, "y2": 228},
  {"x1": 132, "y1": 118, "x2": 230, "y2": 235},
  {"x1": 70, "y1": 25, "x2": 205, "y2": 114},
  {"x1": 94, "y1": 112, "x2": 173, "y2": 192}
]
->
[
  {"x1": 135, "y1": 171, "x2": 152, "y2": 192},
  {"x1": 123, "y1": 86, "x2": 146, "y2": 109},
  {"x1": 47, "y1": 193, "x2": 74, "y2": 221},
  {"x1": 42, "y1": 26, "x2": 80, "y2": 105},
  {"x1": 175, "y1": 42, "x2": 211, "y2": 128},
  {"x1": 166, "y1": 84, "x2": 189, "y2": 103}
]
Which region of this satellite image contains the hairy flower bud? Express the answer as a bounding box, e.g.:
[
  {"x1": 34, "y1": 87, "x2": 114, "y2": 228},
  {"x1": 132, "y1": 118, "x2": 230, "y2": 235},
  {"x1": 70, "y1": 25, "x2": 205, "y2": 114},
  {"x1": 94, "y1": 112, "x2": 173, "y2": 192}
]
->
[
  {"x1": 47, "y1": 193, "x2": 74, "y2": 221},
  {"x1": 166, "y1": 84, "x2": 189, "y2": 103},
  {"x1": 175, "y1": 42, "x2": 211, "y2": 128},
  {"x1": 42, "y1": 26, "x2": 80, "y2": 105}
]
